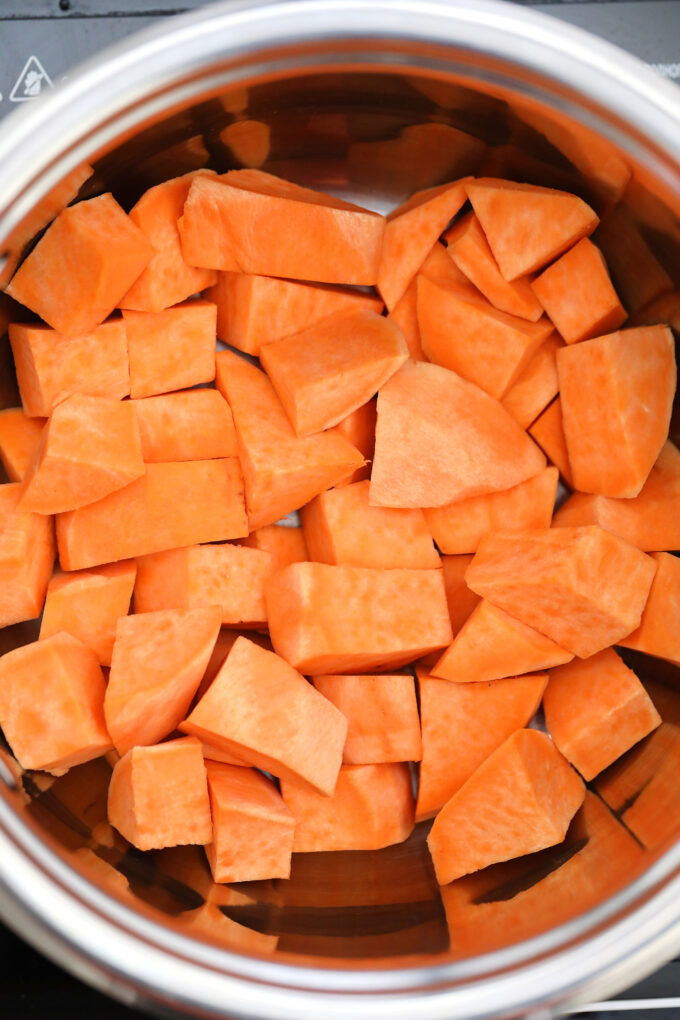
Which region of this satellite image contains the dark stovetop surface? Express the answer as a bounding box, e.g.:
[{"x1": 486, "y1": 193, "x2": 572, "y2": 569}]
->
[{"x1": 1, "y1": 1, "x2": 680, "y2": 1017}]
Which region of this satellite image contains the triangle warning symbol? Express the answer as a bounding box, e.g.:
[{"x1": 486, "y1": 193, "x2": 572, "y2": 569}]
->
[{"x1": 10, "y1": 56, "x2": 53, "y2": 103}]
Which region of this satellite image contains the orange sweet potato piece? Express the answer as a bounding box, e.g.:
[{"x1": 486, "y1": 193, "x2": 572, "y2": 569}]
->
[
  {"x1": 19, "y1": 394, "x2": 144, "y2": 514},
  {"x1": 557, "y1": 325, "x2": 675, "y2": 498},
  {"x1": 56, "y1": 459, "x2": 247, "y2": 570},
  {"x1": 427, "y1": 728, "x2": 585, "y2": 884},
  {"x1": 259, "y1": 308, "x2": 407, "y2": 437},
  {"x1": 531, "y1": 238, "x2": 626, "y2": 344},
  {"x1": 416, "y1": 667, "x2": 546, "y2": 820},
  {"x1": 441, "y1": 793, "x2": 643, "y2": 958},
  {"x1": 265, "y1": 562, "x2": 452, "y2": 674},
  {"x1": 377, "y1": 177, "x2": 470, "y2": 310},
  {"x1": 440, "y1": 554, "x2": 481, "y2": 636},
  {"x1": 465, "y1": 526, "x2": 657, "y2": 658},
  {"x1": 241, "y1": 524, "x2": 307, "y2": 571},
  {"x1": 445, "y1": 213, "x2": 543, "y2": 321},
  {"x1": 595, "y1": 207, "x2": 673, "y2": 313},
  {"x1": 135, "y1": 543, "x2": 275, "y2": 627},
  {"x1": 528, "y1": 397, "x2": 574, "y2": 487},
  {"x1": 107, "y1": 737, "x2": 211, "y2": 851},
  {"x1": 132, "y1": 390, "x2": 238, "y2": 462},
  {"x1": 301, "y1": 480, "x2": 439, "y2": 570},
  {"x1": 40, "y1": 560, "x2": 136, "y2": 666},
  {"x1": 501, "y1": 334, "x2": 563, "y2": 429},
  {"x1": 0, "y1": 409, "x2": 44, "y2": 481},
  {"x1": 619, "y1": 553, "x2": 680, "y2": 665},
  {"x1": 196, "y1": 629, "x2": 273, "y2": 703},
  {"x1": 543, "y1": 648, "x2": 660, "y2": 780},
  {"x1": 205, "y1": 763, "x2": 295, "y2": 883},
  {"x1": 206, "y1": 272, "x2": 383, "y2": 356},
  {"x1": 312, "y1": 674, "x2": 422, "y2": 764},
  {"x1": 0, "y1": 483, "x2": 55, "y2": 626},
  {"x1": 281, "y1": 763, "x2": 414, "y2": 852},
  {"x1": 370, "y1": 360, "x2": 546, "y2": 508},
  {"x1": 552, "y1": 441, "x2": 680, "y2": 551},
  {"x1": 119, "y1": 170, "x2": 217, "y2": 312},
  {"x1": 417, "y1": 275, "x2": 553, "y2": 399},
  {"x1": 182, "y1": 636, "x2": 347, "y2": 795},
  {"x1": 331, "y1": 400, "x2": 377, "y2": 486},
  {"x1": 9, "y1": 319, "x2": 130, "y2": 417},
  {"x1": 216, "y1": 350, "x2": 363, "y2": 530},
  {"x1": 180, "y1": 170, "x2": 385, "y2": 285},
  {"x1": 0, "y1": 632, "x2": 111, "y2": 772},
  {"x1": 6, "y1": 194, "x2": 155, "y2": 335},
  {"x1": 424, "y1": 466, "x2": 558, "y2": 555},
  {"x1": 122, "y1": 300, "x2": 216, "y2": 399},
  {"x1": 466, "y1": 178, "x2": 598, "y2": 281},
  {"x1": 387, "y1": 279, "x2": 426, "y2": 362},
  {"x1": 432, "y1": 599, "x2": 572, "y2": 683},
  {"x1": 104, "y1": 607, "x2": 221, "y2": 755}
]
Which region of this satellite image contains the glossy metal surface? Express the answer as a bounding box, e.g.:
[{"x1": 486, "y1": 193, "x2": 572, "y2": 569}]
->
[{"x1": 1, "y1": 1, "x2": 680, "y2": 1017}]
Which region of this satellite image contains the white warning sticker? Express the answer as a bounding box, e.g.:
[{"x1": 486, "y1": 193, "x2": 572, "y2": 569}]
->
[{"x1": 10, "y1": 56, "x2": 53, "y2": 102}]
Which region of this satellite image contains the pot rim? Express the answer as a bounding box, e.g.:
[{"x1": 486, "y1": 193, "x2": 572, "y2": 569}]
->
[{"x1": 1, "y1": 1, "x2": 680, "y2": 1016}]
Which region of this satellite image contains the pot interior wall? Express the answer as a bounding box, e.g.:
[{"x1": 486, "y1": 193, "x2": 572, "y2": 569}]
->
[{"x1": 1, "y1": 62, "x2": 680, "y2": 971}]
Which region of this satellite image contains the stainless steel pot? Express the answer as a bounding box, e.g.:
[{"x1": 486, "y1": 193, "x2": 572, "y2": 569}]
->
[{"x1": 1, "y1": 2, "x2": 680, "y2": 1017}]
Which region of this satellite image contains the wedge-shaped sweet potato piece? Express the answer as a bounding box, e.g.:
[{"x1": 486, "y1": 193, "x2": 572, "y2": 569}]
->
[
  {"x1": 135, "y1": 543, "x2": 275, "y2": 627},
  {"x1": 370, "y1": 360, "x2": 546, "y2": 508},
  {"x1": 122, "y1": 300, "x2": 216, "y2": 399},
  {"x1": 552, "y1": 441, "x2": 680, "y2": 551},
  {"x1": 543, "y1": 648, "x2": 660, "y2": 781},
  {"x1": 265, "y1": 562, "x2": 452, "y2": 674},
  {"x1": 180, "y1": 170, "x2": 385, "y2": 285},
  {"x1": 528, "y1": 397, "x2": 574, "y2": 487},
  {"x1": 313, "y1": 674, "x2": 422, "y2": 764},
  {"x1": 216, "y1": 350, "x2": 363, "y2": 530},
  {"x1": 465, "y1": 526, "x2": 657, "y2": 658},
  {"x1": 6, "y1": 194, "x2": 155, "y2": 335},
  {"x1": 132, "y1": 390, "x2": 238, "y2": 462},
  {"x1": 182, "y1": 636, "x2": 347, "y2": 795},
  {"x1": 9, "y1": 319, "x2": 130, "y2": 417},
  {"x1": 241, "y1": 524, "x2": 308, "y2": 570},
  {"x1": 424, "y1": 466, "x2": 558, "y2": 555},
  {"x1": 440, "y1": 554, "x2": 481, "y2": 637},
  {"x1": 377, "y1": 177, "x2": 470, "y2": 310},
  {"x1": 206, "y1": 271, "x2": 382, "y2": 355},
  {"x1": 331, "y1": 400, "x2": 376, "y2": 487},
  {"x1": 0, "y1": 632, "x2": 111, "y2": 772},
  {"x1": 108, "y1": 737, "x2": 211, "y2": 851},
  {"x1": 432, "y1": 599, "x2": 572, "y2": 683},
  {"x1": 427, "y1": 729, "x2": 585, "y2": 885},
  {"x1": 19, "y1": 395, "x2": 144, "y2": 514},
  {"x1": 56, "y1": 459, "x2": 247, "y2": 570},
  {"x1": 417, "y1": 275, "x2": 553, "y2": 399},
  {"x1": 501, "y1": 334, "x2": 563, "y2": 429},
  {"x1": 441, "y1": 793, "x2": 643, "y2": 958},
  {"x1": 557, "y1": 325, "x2": 675, "y2": 497},
  {"x1": 302, "y1": 480, "x2": 439, "y2": 570},
  {"x1": 281, "y1": 763, "x2": 414, "y2": 852},
  {"x1": 196, "y1": 629, "x2": 273, "y2": 703},
  {"x1": 0, "y1": 483, "x2": 54, "y2": 627},
  {"x1": 0, "y1": 409, "x2": 44, "y2": 481},
  {"x1": 531, "y1": 238, "x2": 625, "y2": 344},
  {"x1": 595, "y1": 207, "x2": 673, "y2": 313},
  {"x1": 259, "y1": 308, "x2": 408, "y2": 436},
  {"x1": 40, "y1": 560, "x2": 136, "y2": 666},
  {"x1": 619, "y1": 553, "x2": 680, "y2": 665},
  {"x1": 416, "y1": 668, "x2": 546, "y2": 820},
  {"x1": 104, "y1": 607, "x2": 221, "y2": 755},
  {"x1": 205, "y1": 763, "x2": 295, "y2": 883},
  {"x1": 466, "y1": 178, "x2": 598, "y2": 281},
  {"x1": 119, "y1": 170, "x2": 217, "y2": 312},
  {"x1": 445, "y1": 213, "x2": 543, "y2": 320}
]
